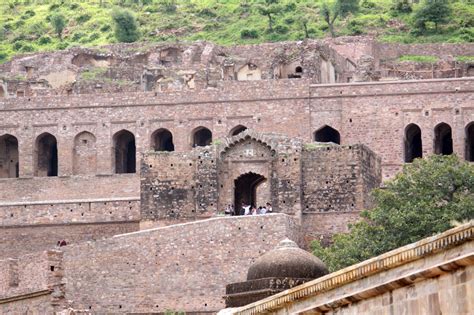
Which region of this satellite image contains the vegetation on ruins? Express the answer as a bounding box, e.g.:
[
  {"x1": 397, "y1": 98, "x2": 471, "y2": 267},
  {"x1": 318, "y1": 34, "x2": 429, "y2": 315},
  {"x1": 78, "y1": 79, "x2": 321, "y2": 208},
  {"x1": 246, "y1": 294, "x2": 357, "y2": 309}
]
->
[
  {"x1": 311, "y1": 155, "x2": 474, "y2": 272},
  {"x1": 0, "y1": 0, "x2": 473, "y2": 62}
]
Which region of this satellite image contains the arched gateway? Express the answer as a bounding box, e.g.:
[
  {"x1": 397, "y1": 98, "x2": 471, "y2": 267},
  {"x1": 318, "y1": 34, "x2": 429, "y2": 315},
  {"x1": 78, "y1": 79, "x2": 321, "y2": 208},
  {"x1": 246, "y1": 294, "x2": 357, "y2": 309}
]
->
[
  {"x1": 234, "y1": 172, "x2": 267, "y2": 214},
  {"x1": 220, "y1": 132, "x2": 276, "y2": 215}
]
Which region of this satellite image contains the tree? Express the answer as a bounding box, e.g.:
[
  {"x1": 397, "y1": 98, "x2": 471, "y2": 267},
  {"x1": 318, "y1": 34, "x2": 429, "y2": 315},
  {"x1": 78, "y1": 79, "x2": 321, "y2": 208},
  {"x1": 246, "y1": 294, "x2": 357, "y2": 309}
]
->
[
  {"x1": 257, "y1": 0, "x2": 282, "y2": 32},
  {"x1": 297, "y1": 4, "x2": 317, "y2": 39},
  {"x1": 312, "y1": 155, "x2": 474, "y2": 272},
  {"x1": 112, "y1": 8, "x2": 140, "y2": 43},
  {"x1": 50, "y1": 13, "x2": 67, "y2": 41},
  {"x1": 321, "y1": 0, "x2": 359, "y2": 38},
  {"x1": 413, "y1": 0, "x2": 452, "y2": 34}
]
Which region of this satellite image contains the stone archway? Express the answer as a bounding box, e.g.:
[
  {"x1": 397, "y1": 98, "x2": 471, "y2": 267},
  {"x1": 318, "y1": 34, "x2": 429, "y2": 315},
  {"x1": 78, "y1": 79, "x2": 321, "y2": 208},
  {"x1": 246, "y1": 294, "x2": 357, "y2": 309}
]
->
[
  {"x1": 234, "y1": 172, "x2": 267, "y2": 215},
  {"x1": 219, "y1": 132, "x2": 276, "y2": 215}
]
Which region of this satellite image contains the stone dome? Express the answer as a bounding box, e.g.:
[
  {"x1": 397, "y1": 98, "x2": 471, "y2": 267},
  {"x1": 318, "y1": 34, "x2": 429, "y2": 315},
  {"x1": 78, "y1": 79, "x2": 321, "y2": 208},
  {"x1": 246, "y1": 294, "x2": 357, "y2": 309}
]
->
[{"x1": 247, "y1": 239, "x2": 329, "y2": 280}]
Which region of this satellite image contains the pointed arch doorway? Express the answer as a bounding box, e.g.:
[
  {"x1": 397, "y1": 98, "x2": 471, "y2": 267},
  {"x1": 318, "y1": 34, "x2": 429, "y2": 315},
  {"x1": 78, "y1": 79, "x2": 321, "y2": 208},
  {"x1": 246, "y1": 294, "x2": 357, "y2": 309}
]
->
[{"x1": 234, "y1": 172, "x2": 267, "y2": 215}]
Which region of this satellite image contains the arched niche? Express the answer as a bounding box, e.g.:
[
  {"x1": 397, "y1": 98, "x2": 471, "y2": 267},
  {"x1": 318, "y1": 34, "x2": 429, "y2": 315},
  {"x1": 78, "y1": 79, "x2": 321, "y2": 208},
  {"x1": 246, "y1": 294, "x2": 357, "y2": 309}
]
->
[
  {"x1": 314, "y1": 125, "x2": 341, "y2": 145},
  {"x1": 237, "y1": 63, "x2": 262, "y2": 81},
  {"x1": 229, "y1": 125, "x2": 248, "y2": 137},
  {"x1": 151, "y1": 128, "x2": 174, "y2": 152},
  {"x1": 0, "y1": 134, "x2": 19, "y2": 178},
  {"x1": 465, "y1": 122, "x2": 474, "y2": 161},
  {"x1": 73, "y1": 131, "x2": 97, "y2": 175},
  {"x1": 113, "y1": 130, "x2": 136, "y2": 174},
  {"x1": 434, "y1": 123, "x2": 453, "y2": 155},
  {"x1": 192, "y1": 127, "x2": 212, "y2": 147},
  {"x1": 404, "y1": 124, "x2": 423, "y2": 163},
  {"x1": 35, "y1": 132, "x2": 58, "y2": 177}
]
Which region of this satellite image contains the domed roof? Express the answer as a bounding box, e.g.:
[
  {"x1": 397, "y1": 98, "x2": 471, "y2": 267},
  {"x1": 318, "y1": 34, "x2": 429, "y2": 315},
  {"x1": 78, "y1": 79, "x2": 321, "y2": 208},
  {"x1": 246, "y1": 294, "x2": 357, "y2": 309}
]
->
[{"x1": 247, "y1": 239, "x2": 329, "y2": 280}]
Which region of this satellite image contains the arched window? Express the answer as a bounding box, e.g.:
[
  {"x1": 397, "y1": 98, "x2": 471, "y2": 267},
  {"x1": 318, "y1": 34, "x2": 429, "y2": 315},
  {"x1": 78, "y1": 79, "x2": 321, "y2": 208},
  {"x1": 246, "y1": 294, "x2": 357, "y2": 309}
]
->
[
  {"x1": 314, "y1": 125, "x2": 341, "y2": 144},
  {"x1": 35, "y1": 133, "x2": 58, "y2": 177},
  {"x1": 404, "y1": 124, "x2": 423, "y2": 163},
  {"x1": 73, "y1": 131, "x2": 97, "y2": 175},
  {"x1": 434, "y1": 123, "x2": 453, "y2": 155},
  {"x1": 466, "y1": 122, "x2": 474, "y2": 162},
  {"x1": 113, "y1": 130, "x2": 136, "y2": 174},
  {"x1": 0, "y1": 86, "x2": 5, "y2": 98},
  {"x1": 151, "y1": 129, "x2": 174, "y2": 152},
  {"x1": 0, "y1": 134, "x2": 19, "y2": 178},
  {"x1": 192, "y1": 127, "x2": 212, "y2": 147},
  {"x1": 295, "y1": 66, "x2": 303, "y2": 73},
  {"x1": 230, "y1": 125, "x2": 247, "y2": 137}
]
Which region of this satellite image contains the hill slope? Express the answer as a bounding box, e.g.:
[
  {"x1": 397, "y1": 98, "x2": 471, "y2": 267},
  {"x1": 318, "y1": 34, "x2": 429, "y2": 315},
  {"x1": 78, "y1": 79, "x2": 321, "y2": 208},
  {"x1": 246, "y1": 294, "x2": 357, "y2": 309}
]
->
[{"x1": 0, "y1": 0, "x2": 473, "y2": 63}]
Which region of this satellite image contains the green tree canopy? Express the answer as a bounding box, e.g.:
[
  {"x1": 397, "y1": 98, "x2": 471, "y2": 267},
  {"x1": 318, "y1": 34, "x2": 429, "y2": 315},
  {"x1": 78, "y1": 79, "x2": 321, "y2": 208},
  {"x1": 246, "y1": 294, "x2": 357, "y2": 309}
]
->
[
  {"x1": 413, "y1": 0, "x2": 452, "y2": 34},
  {"x1": 256, "y1": 0, "x2": 283, "y2": 31},
  {"x1": 321, "y1": 0, "x2": 359, "y2": 37},
  {"x1": 50, "y1": 13, "x2": 67, "y2": 41},
  {"x1": 112, "y1": 8, "x2": 140, "y2": 43},
  {"x1": 312, "y1": 155, "x2": 474, "y2": 272}
]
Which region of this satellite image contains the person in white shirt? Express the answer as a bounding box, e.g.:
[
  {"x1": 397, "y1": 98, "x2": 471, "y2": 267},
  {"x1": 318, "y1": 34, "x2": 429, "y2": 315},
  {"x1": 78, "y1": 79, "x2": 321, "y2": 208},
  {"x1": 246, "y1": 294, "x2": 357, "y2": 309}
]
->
[
  {"x1": 266, "y1": 202, "x2": 272, "y2": 213},
  {"x1": 243, "y1": 204, "x2": 251, "y2": 215}
]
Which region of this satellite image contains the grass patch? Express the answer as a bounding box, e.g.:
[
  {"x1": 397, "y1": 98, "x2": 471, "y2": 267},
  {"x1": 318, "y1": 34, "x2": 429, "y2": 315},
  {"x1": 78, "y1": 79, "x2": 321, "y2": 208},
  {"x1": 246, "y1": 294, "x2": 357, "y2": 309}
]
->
[
  {"x1": 456, "y1": 56, "x2": 474, "y2": 62},
  {"x1": 0, "y1": 0, "x2": 471, "y2": 61},
  {"x1": 398, "y1": 55, "x2": 439, "y2": 63},
  {"x1": 80, "y1": 67, "x2": 108, "y2": 81}
]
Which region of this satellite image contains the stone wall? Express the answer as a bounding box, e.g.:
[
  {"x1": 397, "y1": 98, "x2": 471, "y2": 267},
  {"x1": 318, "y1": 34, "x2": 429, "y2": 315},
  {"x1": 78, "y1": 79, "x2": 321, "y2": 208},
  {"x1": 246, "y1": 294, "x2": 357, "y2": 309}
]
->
[
  {"x1": 0, "y1": 77, "x2": 471, "y2": 182},
  {"x1": 0, "y1": 222, "x2": 139, "y2": 259},
  {"x1": 61, "y1": 214, "x2": 300, "y2": 313},
  {"x1": 301, "y1": 144, "x2": 381, "y2": 213},
  {"x1": 0, "y1": 250, "x2": 64, "y2": 314},
  {"x1": 375, "y1": 42, "x2": 474, "y2": 62},
  {"x1": 141, "y1": 132, "x2": 381, "y2": 230},
  {"x1": 0, "y1": 174, "x2": 139, "y2": 203}
]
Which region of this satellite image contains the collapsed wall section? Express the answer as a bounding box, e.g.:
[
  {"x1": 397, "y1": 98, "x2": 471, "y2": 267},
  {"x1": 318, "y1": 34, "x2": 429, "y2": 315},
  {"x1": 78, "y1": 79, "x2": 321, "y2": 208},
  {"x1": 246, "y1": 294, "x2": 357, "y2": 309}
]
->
[{"x1": 62, "y1": 214, "x2": 300, "y2": 313}]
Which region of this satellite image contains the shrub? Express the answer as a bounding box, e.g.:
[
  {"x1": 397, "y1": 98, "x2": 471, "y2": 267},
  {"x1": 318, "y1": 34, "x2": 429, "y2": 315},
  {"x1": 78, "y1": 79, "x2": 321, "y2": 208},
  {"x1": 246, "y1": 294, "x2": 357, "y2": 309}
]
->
[
  {"x1": 38, "y1": 35, "x2": 52, "y2": 45},
  {"x1": 240, "y1": 28, "x2": 259, "y2": 39},
  {"x1": 274, "y1": 24, "x2": 289, "y2": 34},
  {"x1": 76, "y1": 14, "x2": 91, "y2": 24},
  {"x1": 391, "y1": 0, "x2": 412, "y2": 14},
  {"x1": 112, "y1": 8, "x2": 140, "y2": 43}
]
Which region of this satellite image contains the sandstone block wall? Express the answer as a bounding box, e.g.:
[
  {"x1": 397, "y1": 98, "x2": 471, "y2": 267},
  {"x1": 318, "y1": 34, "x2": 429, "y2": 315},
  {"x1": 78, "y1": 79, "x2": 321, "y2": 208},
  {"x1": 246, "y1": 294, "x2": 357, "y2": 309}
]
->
[
  {"x1": 62, "y1": 214, "x2": 300, "y2": 313},
  {"x1": 0, "y1": 222, "x2": 139, "y2": 259},
  {"x1": 0, "y1": 250, "x2": 64, "y2": 314},
  {"x1": 325, "y1": 265, "x2": 474, "y2": 315},
  {"x1": 301, "y1": 144, "x2": 381, "y2": 213}
]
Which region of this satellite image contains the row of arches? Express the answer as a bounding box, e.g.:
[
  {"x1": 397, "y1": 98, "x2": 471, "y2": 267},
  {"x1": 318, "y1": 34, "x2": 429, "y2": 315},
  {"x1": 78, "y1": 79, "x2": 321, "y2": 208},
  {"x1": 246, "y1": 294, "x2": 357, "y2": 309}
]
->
[
  {"x1": 0, "y1": 125, "x2": 249, "y2": 178},
  {"x1": 2, "y1": 122, "x2": 473, "y2": 178},
  {"x1": 404, "y1": 122, "x2": 474, "y2": 162}
]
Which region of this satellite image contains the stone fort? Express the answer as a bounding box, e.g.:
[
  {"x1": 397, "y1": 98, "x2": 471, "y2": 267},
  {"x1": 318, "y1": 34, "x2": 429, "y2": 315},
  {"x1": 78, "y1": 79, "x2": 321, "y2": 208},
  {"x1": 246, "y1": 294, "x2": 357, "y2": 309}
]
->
[{"x1": 0, "y1": 37, "x2": 473, "y2": 313}]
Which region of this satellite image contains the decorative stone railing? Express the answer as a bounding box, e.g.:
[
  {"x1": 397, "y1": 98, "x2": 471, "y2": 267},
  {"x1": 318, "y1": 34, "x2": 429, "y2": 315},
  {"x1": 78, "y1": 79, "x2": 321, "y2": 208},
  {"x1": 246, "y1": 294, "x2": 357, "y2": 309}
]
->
[{"x1": 235, "y1": 221, "x2": 474, "y2": 314}]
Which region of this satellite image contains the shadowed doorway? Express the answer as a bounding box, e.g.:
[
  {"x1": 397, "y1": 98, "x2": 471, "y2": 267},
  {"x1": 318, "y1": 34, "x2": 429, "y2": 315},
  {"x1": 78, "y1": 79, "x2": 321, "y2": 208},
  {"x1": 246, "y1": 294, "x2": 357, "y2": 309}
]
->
[{"x1": 234, "y1": 172, "x2": 266, "y2": 215}]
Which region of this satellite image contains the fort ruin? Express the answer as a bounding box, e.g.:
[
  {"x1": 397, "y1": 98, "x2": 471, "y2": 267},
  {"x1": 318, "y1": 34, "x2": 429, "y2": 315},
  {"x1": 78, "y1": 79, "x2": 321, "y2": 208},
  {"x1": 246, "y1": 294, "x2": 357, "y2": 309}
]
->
[{"x1": 0, "y1": 37, "x2": 474, "y2": 313}]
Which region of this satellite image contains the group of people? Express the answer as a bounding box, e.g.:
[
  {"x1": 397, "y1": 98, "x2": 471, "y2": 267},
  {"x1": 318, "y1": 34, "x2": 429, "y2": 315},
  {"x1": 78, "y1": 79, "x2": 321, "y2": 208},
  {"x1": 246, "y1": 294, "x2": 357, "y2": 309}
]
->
[{"x1": 224, "y1": 202, "x2": 273, "y2": 216}]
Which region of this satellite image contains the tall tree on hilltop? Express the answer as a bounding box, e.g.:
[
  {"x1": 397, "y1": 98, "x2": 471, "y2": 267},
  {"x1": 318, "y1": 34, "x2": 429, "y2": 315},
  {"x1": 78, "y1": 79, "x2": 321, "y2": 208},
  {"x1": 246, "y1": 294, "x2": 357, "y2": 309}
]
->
[
  {"x1": 257, "y1": 0, "x2": 282, "y2": 32},
  {"x1": 50, "y1": 13, "x2": 67, "y2": 41},
  {"x1": 321, "y1": 0, "x2": 359, "y2": 38},
  {"x1": 112, "y1": 8, "x2": 140, "y2": 43},
  {"x1": 312, "y1": 155, "x2": 474, "y2": 272},
  {"x1": 413, "y1": 0, "x2": 452, "y2": 34}
]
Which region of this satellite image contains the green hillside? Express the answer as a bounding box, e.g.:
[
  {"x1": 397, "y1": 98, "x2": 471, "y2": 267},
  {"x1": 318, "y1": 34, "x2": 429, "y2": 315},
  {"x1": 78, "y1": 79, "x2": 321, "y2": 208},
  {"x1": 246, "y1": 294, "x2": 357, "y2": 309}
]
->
[{"x1": 0, "y1": 0, "x2": 473, "y2": 63}]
